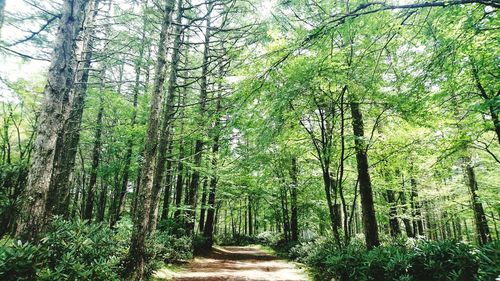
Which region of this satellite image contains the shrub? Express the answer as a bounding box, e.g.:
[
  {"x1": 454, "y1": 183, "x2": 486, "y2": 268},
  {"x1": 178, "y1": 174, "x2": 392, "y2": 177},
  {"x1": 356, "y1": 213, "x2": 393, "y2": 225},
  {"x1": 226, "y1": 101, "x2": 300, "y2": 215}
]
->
[
  {"x1": 38, "y1": 217, "x2": 124, "y2": 281},
  {"x1": 216, "y1": 233, "x2": 258, "y2": 246},
  {"x1": 477, "y1": 241, "x2": 500, "y2": 281},
  {"x1": 0, "y1": 240, "x2": 40, "y2": 281},
  {"x1": 291, "y1": 239, "x2": 487, "y2": 281},
  {"x1": 410, "y1": 240, "x2": 479, "y2": 281},
  {"x1": 153, "y1": 232, "x2": 193, "y2": 263}
]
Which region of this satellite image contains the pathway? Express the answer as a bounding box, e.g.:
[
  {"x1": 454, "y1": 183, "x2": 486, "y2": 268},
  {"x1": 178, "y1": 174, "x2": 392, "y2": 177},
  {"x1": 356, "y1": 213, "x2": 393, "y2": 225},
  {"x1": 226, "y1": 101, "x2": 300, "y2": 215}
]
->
[{"x1": 153, "y1": 245, "x2": 309, "y2": 281}]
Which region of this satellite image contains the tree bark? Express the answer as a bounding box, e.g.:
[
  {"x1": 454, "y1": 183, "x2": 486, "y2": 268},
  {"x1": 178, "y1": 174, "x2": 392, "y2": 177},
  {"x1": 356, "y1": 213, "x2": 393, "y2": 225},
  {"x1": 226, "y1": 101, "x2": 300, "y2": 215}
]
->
[
  {"x1": 386, "y1": 189, "x2": 401, "y2": 237},
  {"x1": 464, "y1": 157, "x2": 491, "y2": 245},
  {"x1": 109, "y1": 1, "x2": 149, "y2": 228},
  {"x1": 83, "y1": 96, "x2": 104, "y2": 221},
  {"x1": 48, "y1": 0, "x2": 102, "y2": 218},
  {"x1": 289, "y1": 157, "x2": 299, "y2": 241},
  {"x1": 124, "y1": 0, "x2": 176, "y2": 278},
  {"x1": 148, "y1": 0, "x2": 185, "y2": 234},
  {"x1": 202, "y1": 92, "x2": 222, "y2": 246},
  {"x1": 410, "y1": 178, "x2": 425, "y2": 236},
  {"x1": 198, "y1": 178, "x2": 208, "y2": 232},
  {"x1": 185, "y1": 4, "x2": 212, "y2": 235},
  {"x1": 350, "y1": 101, "x2": 380, "y2": 250},
  {"x1": 0, "y1": 0, "x2": 5, "y2": 38},
  {"x1": 15, "y1": 0, "x2": 89, "y2": 242}
]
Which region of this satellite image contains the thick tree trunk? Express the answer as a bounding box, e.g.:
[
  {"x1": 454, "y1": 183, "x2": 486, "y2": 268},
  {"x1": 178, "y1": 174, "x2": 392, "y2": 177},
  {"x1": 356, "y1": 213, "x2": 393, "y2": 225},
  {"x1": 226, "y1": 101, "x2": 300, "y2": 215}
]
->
[
  {"x1": 83, "y1": 96, "x2": 104, "y2": 221},
  {"x1": 48, "y1": 0, "x2": 102, "y2": 218},
  {"x1": 16, "y1": 0, "x2": 89, "y2": 242},
  {"x1": 464, "y1": 158, "x2": 491, "y2": 245},
  {"x1": 350, "y1": 101, "x2": 380, "y2": 250},
  {"x1": 124, "y1": 0, "x2": 176, "y2": 278}
]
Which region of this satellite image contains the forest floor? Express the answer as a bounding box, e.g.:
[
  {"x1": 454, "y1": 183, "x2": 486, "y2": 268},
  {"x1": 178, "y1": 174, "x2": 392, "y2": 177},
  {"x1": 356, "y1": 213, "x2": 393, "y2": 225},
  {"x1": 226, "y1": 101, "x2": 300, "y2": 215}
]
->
[{"x1": 153, "y1": 245, "x2": 310, "y2": 281}]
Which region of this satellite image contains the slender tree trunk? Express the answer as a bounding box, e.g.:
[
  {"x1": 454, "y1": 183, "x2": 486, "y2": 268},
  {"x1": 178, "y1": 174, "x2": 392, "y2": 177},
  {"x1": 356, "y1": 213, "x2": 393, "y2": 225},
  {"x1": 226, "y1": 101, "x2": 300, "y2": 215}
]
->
[
  {"x1": 83, "y1": 96, "x2": 104, "y2": 221},
  {"x1": 202, "y1": 92, "x2": 222, "y2": 246},
  {"x1": 464, "y1": 158, "x2": 491, "y2": 245},
  {"x1": 399, "y1": 189, "x2": 414, "y2": 238},
  {"x1": 0, "y1": 0, "x2": 5, "y2": 38},
  {"x1": 248, "y1": 196, "x2": 253, "y2": 236},
  {"x1": 160, "y1": 141, "x2": 174, "y2": 222},
  {"x1": 16, "y1": 0, "x2": 89, "y2": 241},
  {"x1": 109, "y1": 2, "x2": 148, "y2": 228},
  {"x1": 350, "y1": 101, "x2": 380, "y2": 250},
  {"x1": 185, "y1": 4, "x2": 212, "y2": 235},
  {"x1": 386, "y1": 189, "x2": 401, "y2": 237},
  {"x1": 124, "y1": 0, "x2": 176, "y2": 278},
  {"x1": 410, "y1": 178, "x2": 425, "y2": 236},
  {"x1": 173, "y1": 139, "x2": 186, "y2": 228},
  {"x1": 289, "y1": 157, "x2": 299, "y2": 241},
  {"x1": 148, "y1": 0, "x2": 185, "y2": 234},
  {"x1": 198, "y1": 178, "x2": 208, "y2": 233},
  {"x1": 96, "y1": 178, "x2": 109, "y2": 222}
]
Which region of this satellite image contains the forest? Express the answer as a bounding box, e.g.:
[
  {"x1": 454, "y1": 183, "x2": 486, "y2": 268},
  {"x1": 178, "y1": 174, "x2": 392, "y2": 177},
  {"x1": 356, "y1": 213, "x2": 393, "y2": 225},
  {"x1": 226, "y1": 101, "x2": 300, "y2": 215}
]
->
[{"x1": 0, "y1": 0, "x2": 498, "y2": 280}]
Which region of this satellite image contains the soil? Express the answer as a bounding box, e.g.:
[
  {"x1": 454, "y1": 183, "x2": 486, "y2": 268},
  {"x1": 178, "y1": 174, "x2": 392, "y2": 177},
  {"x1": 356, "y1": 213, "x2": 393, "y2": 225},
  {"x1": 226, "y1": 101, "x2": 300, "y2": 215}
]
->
[{"x1": 154, "y1": 245, "x2": 309, "y2": 281}]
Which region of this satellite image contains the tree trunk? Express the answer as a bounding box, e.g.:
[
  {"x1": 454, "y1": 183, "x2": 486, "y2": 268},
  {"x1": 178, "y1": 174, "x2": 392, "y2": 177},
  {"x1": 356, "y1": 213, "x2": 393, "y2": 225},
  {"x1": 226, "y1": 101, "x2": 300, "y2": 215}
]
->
[
  {"x1": 386, "y1": 189, "x2": 401, "y2": 237},
  {"x1": 464, "y1": 158, "x2": 491, "y2": 245},
  {"x1": 109, "y1": 1, "x2": 148, "y2": 228},
  {"x1": 124, "y1": 0, "x2": 176, "y2": 278},
  {"x1": 289, "y1": 157, "x2": 299, "y2": 241},
  {"x1": 399, "y1": 189, "x2": 414, "y2": 238},
  {"x1": 16, "y1": 0, "x2": 89, "y2": 241},
  {"x1": 148, "y1": 0, "x2": 185, "y2": 234},
  {"x1": 160, "y1": 140, "x2": 174, "y2": 222},
  {"x1": 202, "y1": 92, "x2": 222, "y2": 246},
  {"x1": 349, "y1": 101, "x2": 380, "y2": 250},
  {"x1": 83, "y1": 96, "x2": 104, "y2": 221},
  {"x1": 48, "y1": 0, "x2": 102, "y2": 218},
  {"x1": 185, "y1": 4, "x2": 212, "y2": 235},
  {"x1": 410, "y1": 178, "x2": 425, "y2": 236},
  {"x1": 198, "y1": 178, "x2": 208, "y2": 233},
  {"x1": 0, "y1": 0, "x2": 5, "y2": 38}
]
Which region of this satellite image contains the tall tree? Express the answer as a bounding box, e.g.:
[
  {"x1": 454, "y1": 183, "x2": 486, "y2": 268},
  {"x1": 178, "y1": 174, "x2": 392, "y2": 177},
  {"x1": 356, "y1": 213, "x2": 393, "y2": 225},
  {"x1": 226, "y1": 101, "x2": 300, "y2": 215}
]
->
[
  {"x1": 15, "y1": 0, "x2": 89, "y2": 242},
  {"x1": 124, "y1": 0, "x2": 176, "y2": 278},
  {"x1": 350, "y1": 101, "x2": 380, "y2": 250}
]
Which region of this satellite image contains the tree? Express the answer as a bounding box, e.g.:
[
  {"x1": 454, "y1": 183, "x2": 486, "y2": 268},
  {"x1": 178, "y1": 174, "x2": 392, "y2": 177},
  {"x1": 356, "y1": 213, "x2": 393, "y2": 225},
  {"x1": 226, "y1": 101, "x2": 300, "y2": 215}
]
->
[{"x1": 15, "y1": 0, "x2": 89, "y2": 242}]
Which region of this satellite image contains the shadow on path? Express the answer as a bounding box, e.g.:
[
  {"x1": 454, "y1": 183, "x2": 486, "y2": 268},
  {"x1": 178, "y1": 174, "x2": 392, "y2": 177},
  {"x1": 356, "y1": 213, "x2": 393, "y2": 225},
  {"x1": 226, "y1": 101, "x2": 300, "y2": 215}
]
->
[{"x1": 154, "y1": 245, "x2": 309, "y2": 281}]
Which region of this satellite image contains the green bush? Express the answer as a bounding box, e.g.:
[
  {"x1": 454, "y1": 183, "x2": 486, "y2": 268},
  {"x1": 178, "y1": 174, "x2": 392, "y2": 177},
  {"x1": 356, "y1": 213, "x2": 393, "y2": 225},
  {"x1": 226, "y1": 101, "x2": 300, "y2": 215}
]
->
[
  {"x1": 38, "y1": 217, "x2": 124, "y2": 281},
  {"x1": 153, "y1": 232, "x2": 193, "y2": 263},
  {"x1": 291, "y1": 239, "x2": 490, "y2": 281},
  {"x1": 216, "y1": 233, "x2": 258, "y2": 246},
  {"x1": 0, "y1": 240, "x2": 40, "y2": 281},
  {"x1": 477, "y1": 241, "x2": 500, "y2": 280}
]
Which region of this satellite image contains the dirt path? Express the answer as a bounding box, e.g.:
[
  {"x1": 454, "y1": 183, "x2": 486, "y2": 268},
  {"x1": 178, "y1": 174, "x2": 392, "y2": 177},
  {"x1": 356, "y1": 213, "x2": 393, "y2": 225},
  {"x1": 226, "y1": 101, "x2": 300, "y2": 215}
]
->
[{"x1": 154, "y1": 246, "x2": 309, "y2": 281}]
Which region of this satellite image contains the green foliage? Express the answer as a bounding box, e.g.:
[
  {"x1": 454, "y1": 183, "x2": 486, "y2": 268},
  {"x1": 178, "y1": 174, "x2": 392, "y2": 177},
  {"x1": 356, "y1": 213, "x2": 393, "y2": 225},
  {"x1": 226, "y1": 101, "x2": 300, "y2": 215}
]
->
[
  {"x1": 38, "y1": 217, "x2": 123, "y2": 281},
  {"x1": 216, "y1": 233, "x2": 258, "y2": 246},
  {"x1": 152, "y1": 232, "x2": 193, "y2": 263},
  {"x1": 0, "y1": 240, "x2": 40, "y2": 281},
  {"x1": 286, "y1": 239, "x2": 495, "y2": 281}
]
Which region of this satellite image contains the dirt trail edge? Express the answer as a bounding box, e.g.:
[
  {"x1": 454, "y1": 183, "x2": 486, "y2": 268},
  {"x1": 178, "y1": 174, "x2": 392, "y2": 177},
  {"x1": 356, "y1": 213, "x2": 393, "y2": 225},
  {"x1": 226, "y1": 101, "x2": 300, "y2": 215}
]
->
[{"x1": 153, "y1": 245, "x2": 310, "y2": 281}]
